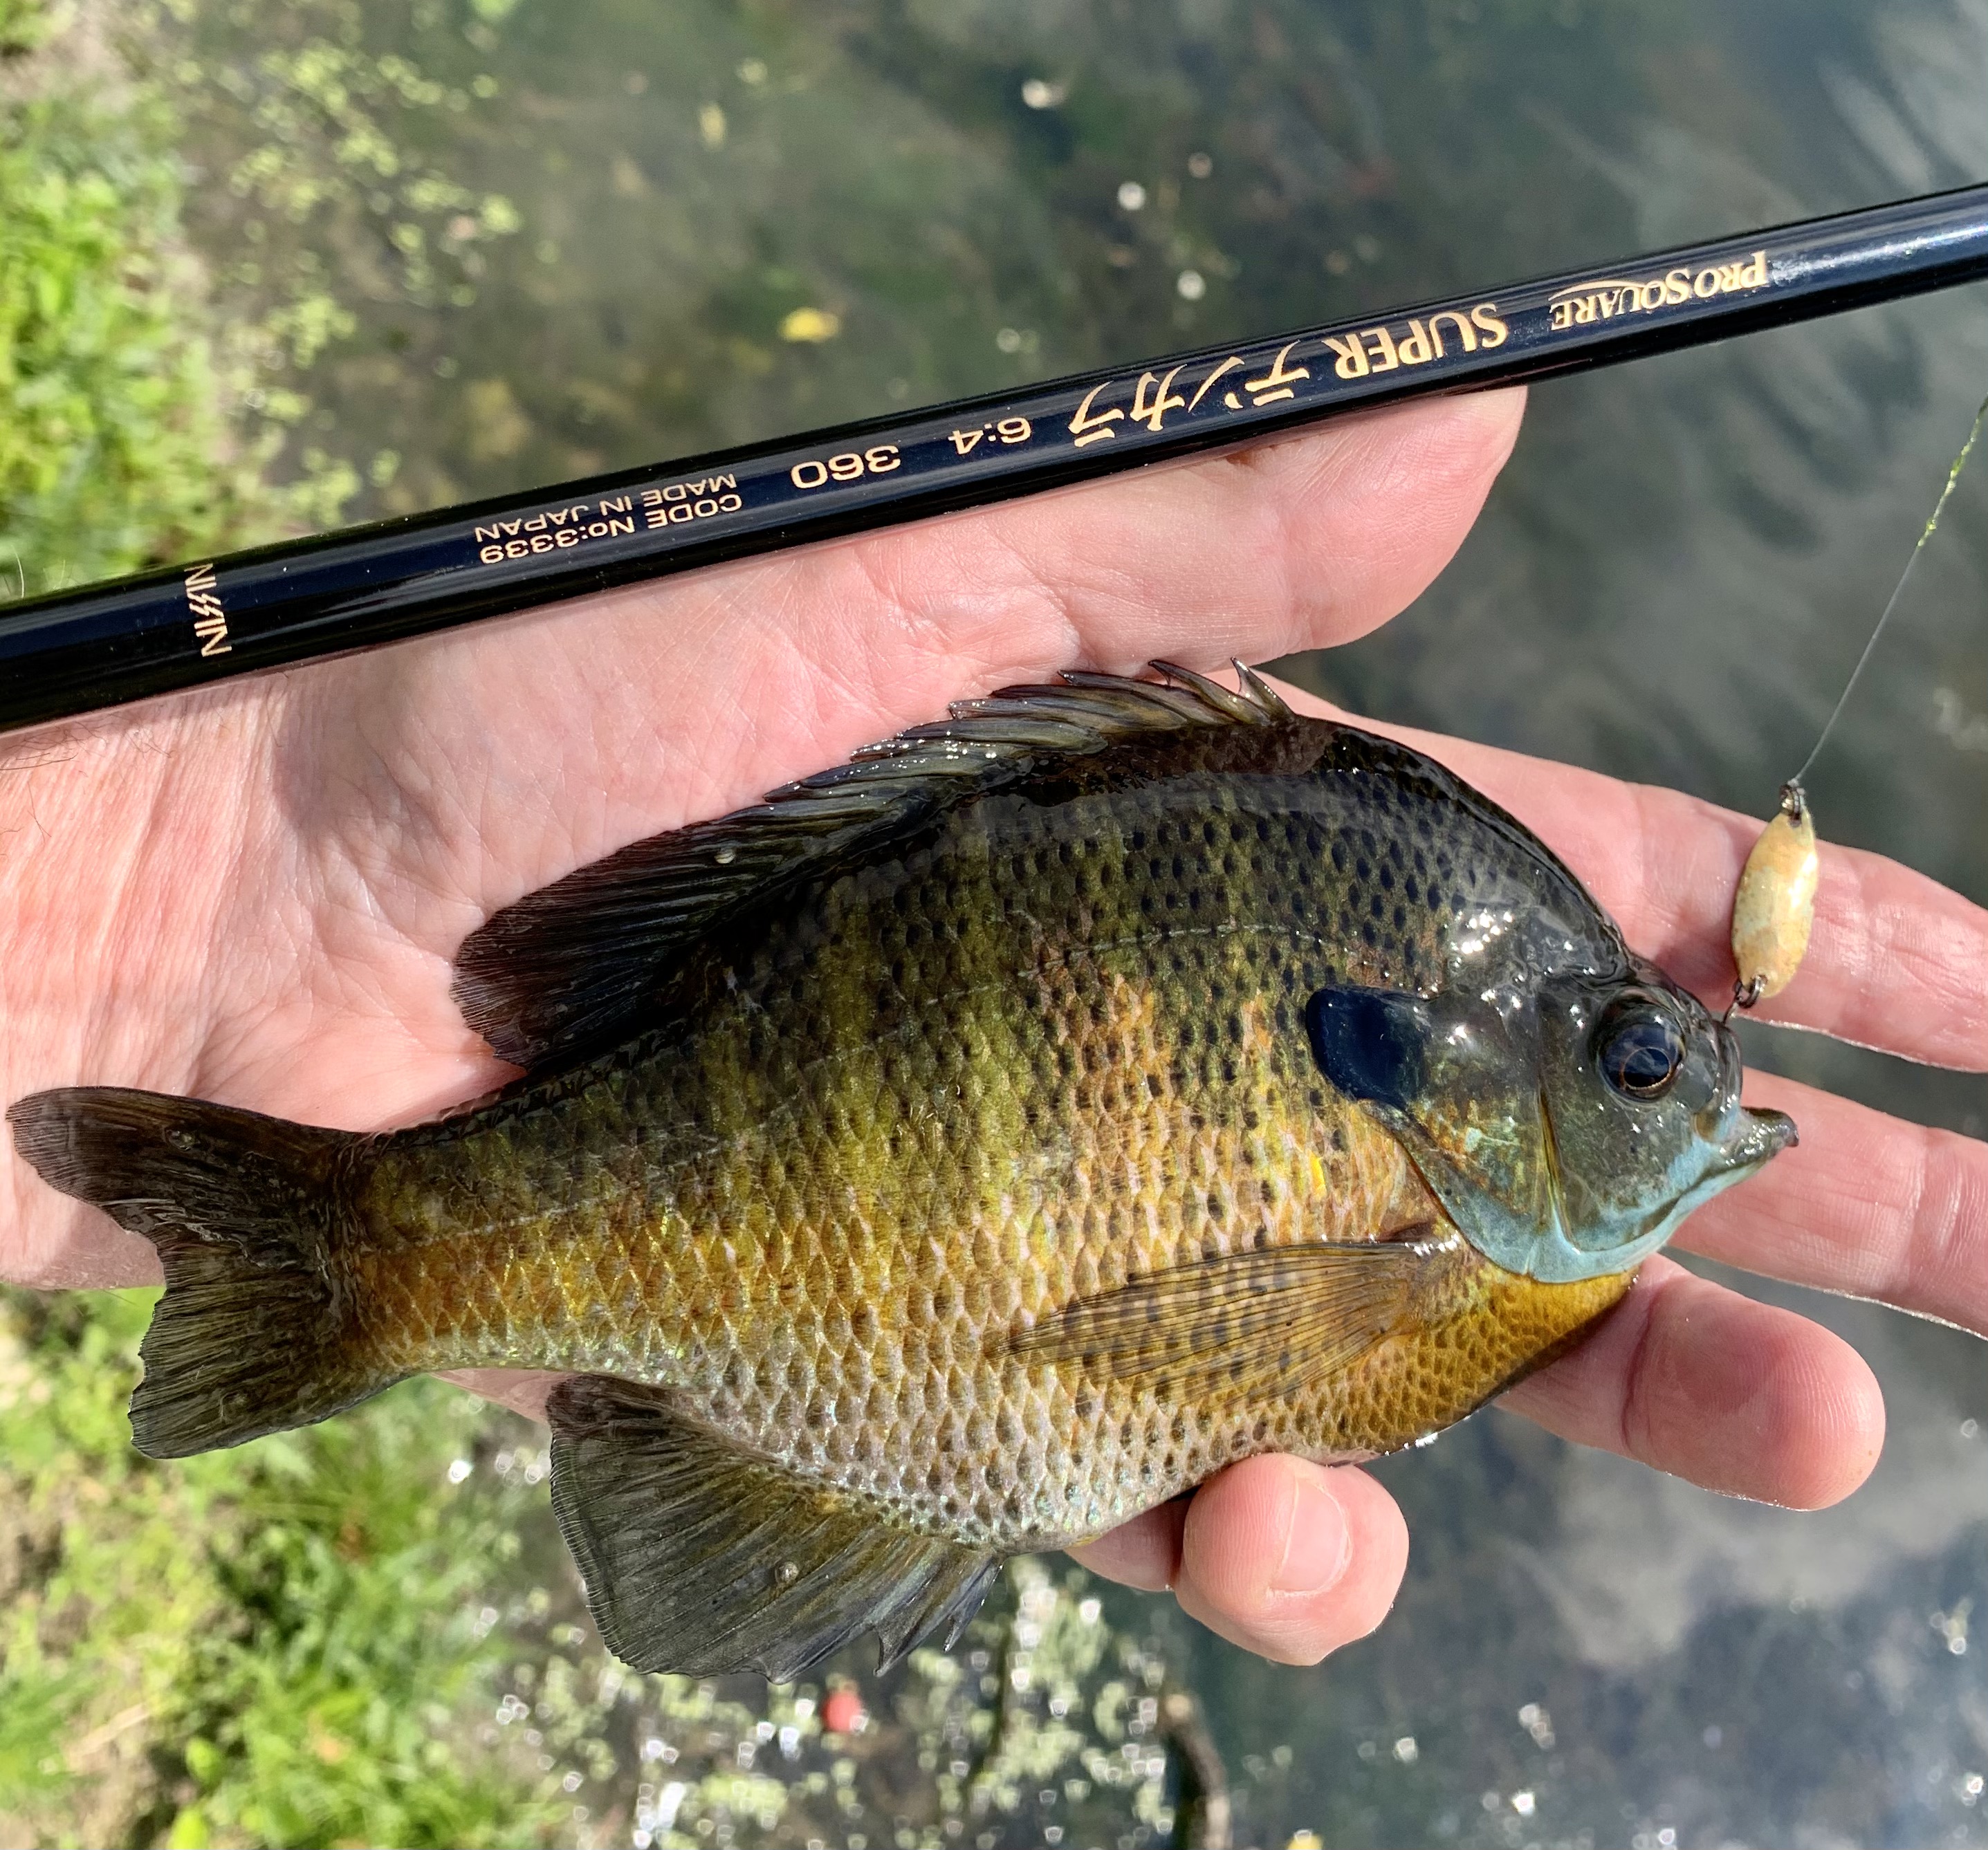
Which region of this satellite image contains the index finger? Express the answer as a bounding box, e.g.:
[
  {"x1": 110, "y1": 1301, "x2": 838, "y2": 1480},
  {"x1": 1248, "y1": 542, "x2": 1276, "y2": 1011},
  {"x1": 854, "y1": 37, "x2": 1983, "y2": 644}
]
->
[{"x1": 1519, "y1": 766, "x2": 1988, "y2": 1071}]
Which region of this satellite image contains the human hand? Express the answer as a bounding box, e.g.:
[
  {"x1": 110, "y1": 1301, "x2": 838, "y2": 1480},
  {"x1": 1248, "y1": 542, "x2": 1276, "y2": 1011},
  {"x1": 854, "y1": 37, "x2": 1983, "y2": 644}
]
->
[{"x1": 6, "y1": 386, "x2": 1986, "y2": 1667}]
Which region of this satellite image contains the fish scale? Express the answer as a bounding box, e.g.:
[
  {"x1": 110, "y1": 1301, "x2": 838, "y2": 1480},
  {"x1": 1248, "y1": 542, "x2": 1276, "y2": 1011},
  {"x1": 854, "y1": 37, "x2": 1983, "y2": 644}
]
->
[{"x1": 10, "y1": 662, "x2": 1793, "y2": 1678}]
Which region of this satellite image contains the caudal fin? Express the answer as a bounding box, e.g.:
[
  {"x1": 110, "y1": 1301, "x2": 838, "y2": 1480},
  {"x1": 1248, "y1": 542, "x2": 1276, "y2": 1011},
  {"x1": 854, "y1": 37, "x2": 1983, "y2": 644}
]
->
[{"x1": 8, "y1": 1086, "x2": 398, "y2": 1456}]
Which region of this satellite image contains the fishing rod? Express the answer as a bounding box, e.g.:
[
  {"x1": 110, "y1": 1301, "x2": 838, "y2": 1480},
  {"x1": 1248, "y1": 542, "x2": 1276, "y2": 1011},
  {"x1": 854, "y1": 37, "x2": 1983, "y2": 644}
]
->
[{"x1": 4, "y1": 181, "x2": 1988, "y2": 737}]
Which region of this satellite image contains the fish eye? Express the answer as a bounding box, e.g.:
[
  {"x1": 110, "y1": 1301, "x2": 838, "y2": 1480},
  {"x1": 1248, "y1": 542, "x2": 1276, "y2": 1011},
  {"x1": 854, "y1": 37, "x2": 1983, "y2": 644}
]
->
[{"x1": 1593, "y1": 995, "x2": 1686, "y2": 1102}]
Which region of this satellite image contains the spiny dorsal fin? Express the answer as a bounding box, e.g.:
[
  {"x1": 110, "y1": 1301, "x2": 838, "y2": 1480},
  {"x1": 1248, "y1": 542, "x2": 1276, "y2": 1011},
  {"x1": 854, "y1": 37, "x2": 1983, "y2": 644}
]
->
[
  {"x1": 452, "y1": 661, "x2": 1292, "y2": 1071},
  {"x1": 1004, "y1": 1234, "x2": 1433, "y2": 1401},
  {"x1": 546, "y1": 1376, "x2": 1001, "y2": 1680}
]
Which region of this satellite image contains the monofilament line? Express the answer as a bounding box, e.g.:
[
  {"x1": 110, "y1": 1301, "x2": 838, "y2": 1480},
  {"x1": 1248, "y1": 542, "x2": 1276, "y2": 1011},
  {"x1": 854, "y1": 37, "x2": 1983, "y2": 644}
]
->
[{"x1": 1792, "y1": 390, "x2": 1988, "y2": 788}]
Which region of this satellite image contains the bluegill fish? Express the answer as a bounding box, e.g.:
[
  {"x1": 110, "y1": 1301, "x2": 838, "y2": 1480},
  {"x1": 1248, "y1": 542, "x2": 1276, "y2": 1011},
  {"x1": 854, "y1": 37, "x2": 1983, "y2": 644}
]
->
[{"x1": 9, "y1": 665, "x2": 1792, "y2": 1679}]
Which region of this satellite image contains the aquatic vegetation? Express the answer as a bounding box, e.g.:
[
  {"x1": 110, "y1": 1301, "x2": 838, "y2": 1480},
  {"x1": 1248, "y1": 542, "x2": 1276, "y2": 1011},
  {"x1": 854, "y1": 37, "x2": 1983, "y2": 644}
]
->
[
  {"x1": 0, "y1": 1288, "x2": 562, "y2": 1847},
  {"x1": 0, "y1": 0, "x2": 524, "y2": 594},
  {"x1": 0, "y1": 1287, "x2": 1255, "y2": 1849},
  {"x1": 0, "y1": 31, "x2": 284, "y2": 593}
]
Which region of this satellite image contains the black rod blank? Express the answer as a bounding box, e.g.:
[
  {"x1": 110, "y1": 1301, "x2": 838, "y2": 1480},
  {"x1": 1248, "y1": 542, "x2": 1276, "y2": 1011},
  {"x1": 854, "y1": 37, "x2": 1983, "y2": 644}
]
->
[{"x1": 4, "y1": 181, "x2": 1987, "y2": 736}]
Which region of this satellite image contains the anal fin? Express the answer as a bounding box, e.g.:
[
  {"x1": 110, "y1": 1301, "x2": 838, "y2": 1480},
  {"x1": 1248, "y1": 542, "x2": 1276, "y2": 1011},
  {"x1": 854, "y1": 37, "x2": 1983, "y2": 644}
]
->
[{"x1": 546, "y1": 1376, "x2": 1000, "y2": 1680}]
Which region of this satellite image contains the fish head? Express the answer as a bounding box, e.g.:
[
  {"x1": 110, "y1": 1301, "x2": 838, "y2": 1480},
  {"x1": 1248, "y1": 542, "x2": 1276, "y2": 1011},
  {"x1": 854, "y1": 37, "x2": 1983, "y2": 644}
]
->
[{"x1": 1307, "y1": 956, "x2": 1794, "y2": 1284}]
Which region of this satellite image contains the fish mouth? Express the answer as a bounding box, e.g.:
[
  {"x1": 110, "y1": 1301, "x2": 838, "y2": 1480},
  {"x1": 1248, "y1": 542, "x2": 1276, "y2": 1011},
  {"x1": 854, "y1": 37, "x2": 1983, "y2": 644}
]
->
[
  {"x1": 1706, "y1": 1021, "x2": 1797, "y2": 1174},
  {"x1": 1715, "y1": 1104, "x2": 1798, "y2": 1174},
  {"x1": 1589, "y1": 1101, "x2": 1796, "y2": 1279}
]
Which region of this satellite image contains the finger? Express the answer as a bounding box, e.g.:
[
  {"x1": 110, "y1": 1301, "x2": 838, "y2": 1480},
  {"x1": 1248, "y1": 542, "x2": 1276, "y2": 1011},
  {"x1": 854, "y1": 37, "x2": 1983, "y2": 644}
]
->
[
  {"x1": 1273, "y1": 687, "x2": 1988, "y2": 1072},
  {"x1": 1670, "y1": 1071, "x2": 1988, "y2": 1333},
  {"x1": 1489, "y1": 766, "x2": 1988, "y2": 1071},
  {"x1": 1500, "y1": 1256, "x2": 1885, "y2": 1508},
  {"x1": 437, "y1": 1367, "x2": 563, "y2": 1423},
  {"x1": 1172, "y1": 1456, "x2": 1408, "y2": 1665},
  {"x1": 832, "y1": 385, "x2": 1528, "y2": 678},
  {"x1": 1069, "y1": 1499, "x2": 1187, "y2": 1594}
]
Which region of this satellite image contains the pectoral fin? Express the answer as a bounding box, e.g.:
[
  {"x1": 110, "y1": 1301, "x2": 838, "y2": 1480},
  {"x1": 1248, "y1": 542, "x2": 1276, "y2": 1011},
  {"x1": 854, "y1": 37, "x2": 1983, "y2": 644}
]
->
[
  {"x1": 1004, "y1": 1238, "x2": 1430, "y2": 1398},
  {"x1": 546, "y1": 1376, "x2": 1000, "y2": 1680}
]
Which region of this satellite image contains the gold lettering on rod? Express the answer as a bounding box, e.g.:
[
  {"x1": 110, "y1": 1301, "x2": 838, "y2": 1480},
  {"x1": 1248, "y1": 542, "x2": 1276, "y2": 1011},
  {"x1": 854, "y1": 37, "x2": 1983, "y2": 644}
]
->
[{"x1": 184, "y1": 562, "x2": 230, "y2": 657}]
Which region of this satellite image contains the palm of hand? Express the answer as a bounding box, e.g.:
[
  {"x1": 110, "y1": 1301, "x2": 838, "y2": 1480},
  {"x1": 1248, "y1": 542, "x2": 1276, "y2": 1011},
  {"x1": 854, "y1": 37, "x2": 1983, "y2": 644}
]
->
[{"x1": 7, "y1": 391, "x2": 1987, "y2": 1665}]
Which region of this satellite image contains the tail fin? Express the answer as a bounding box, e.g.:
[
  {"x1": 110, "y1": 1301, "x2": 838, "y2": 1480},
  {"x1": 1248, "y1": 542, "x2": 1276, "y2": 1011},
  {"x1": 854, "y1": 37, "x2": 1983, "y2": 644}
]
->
[{"x1": 8, "y1": 1086, "x2": 397, "y2": 1456}]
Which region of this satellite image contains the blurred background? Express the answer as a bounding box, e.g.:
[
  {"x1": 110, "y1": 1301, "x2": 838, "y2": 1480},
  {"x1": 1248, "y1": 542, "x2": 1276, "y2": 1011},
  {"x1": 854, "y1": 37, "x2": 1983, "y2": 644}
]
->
[{"x1": 3, "y1": 1, "x2": 1987, "y2": 1844}]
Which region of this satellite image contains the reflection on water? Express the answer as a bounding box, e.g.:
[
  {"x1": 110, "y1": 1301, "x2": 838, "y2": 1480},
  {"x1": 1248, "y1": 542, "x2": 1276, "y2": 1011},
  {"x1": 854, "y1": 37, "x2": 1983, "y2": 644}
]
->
[{"x1": 55, "y1": 0, "x2": 1988, "y2": 1840}]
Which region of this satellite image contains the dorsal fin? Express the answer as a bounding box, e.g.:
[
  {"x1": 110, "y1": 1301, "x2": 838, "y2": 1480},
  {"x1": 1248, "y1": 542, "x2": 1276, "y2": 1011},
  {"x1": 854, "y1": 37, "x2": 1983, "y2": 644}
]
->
[{"x1": 452, "y1": 662, "x2": 1293, "y2": 1072}]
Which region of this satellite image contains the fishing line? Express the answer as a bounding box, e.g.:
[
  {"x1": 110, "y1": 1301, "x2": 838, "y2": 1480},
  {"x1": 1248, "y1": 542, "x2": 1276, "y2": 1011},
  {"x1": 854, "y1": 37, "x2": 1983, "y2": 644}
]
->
[
  {"x1": 1728, "y1": 389, "x2": 1988, "y2": 1015},
  {"x1": 1792, "y1": 390, "x2": 1988, "y2": 790}
]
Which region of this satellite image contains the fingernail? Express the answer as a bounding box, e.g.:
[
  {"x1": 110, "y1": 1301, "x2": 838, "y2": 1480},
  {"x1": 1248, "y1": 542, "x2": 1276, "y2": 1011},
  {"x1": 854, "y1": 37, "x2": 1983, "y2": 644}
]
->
[{"x1": 1271, "y1": 1468, "x2": 1351, "y2": 1595}]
